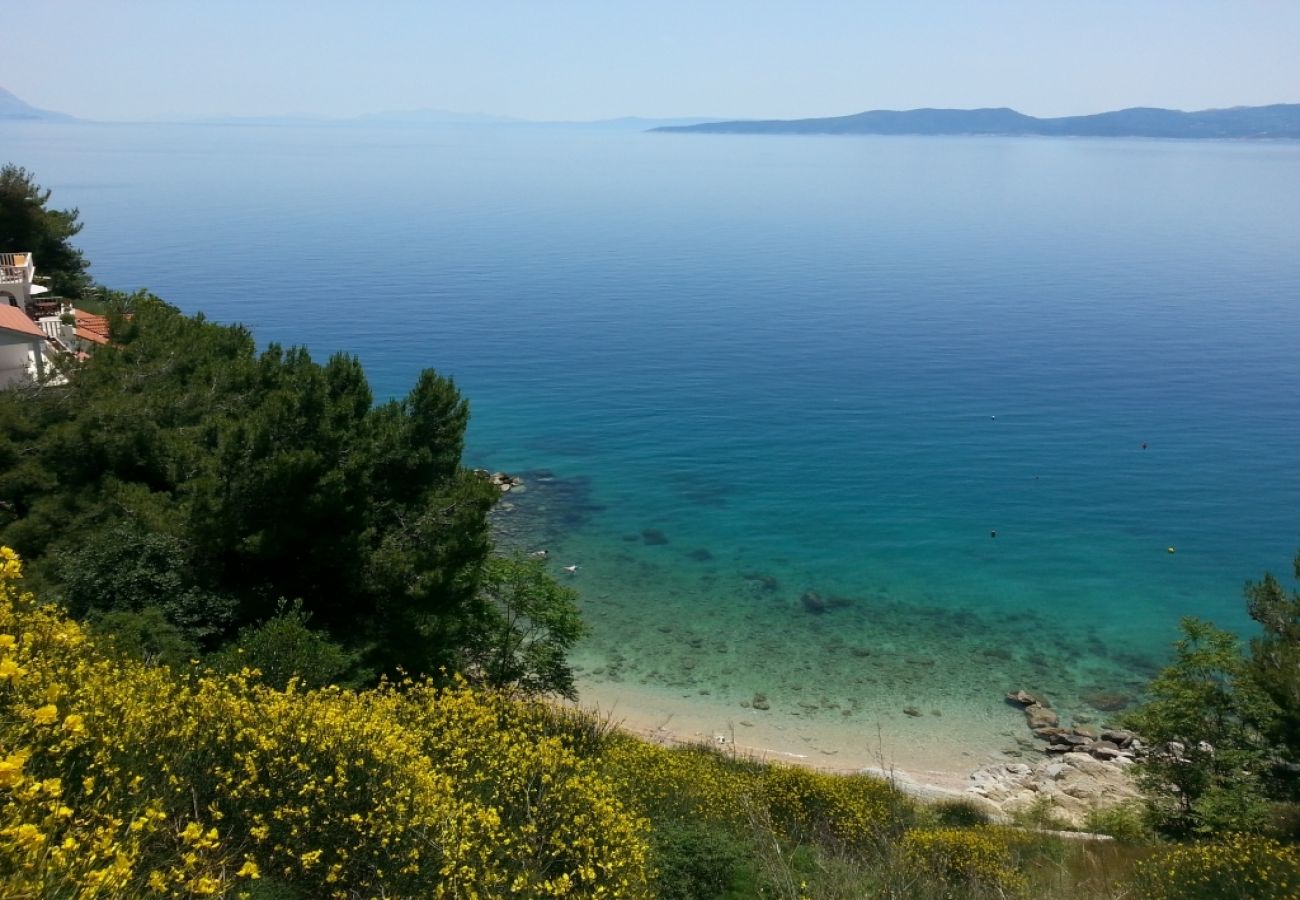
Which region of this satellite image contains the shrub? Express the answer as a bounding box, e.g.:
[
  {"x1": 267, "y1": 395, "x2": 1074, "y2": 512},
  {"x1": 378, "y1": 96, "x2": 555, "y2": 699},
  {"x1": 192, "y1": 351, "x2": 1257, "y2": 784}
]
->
[
  {"x1": 1083, "y1": 801, "x2": 1153, "y2": 843},
  {"x1": 1133, "y1": 833, "x2": 1300, "y2": 899},
  {"x1": 928, "y1": 797, "x2": 993, "y2": 828},
  {"x1": 0, "y1": 546, "x2": 651, "y2": 897},
  {"x1": 650, "y1": 821, "x2": 754, "y2": 899},
  {"x1": 900, "y1": 825, "x2": 1029, "y2": 894}
]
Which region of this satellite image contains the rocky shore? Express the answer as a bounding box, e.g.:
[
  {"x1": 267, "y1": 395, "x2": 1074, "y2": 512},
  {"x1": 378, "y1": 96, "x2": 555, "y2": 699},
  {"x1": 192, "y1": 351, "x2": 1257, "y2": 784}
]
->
[{"x1": 955, "y1": 690, "x2": 1143, "y2": 826}]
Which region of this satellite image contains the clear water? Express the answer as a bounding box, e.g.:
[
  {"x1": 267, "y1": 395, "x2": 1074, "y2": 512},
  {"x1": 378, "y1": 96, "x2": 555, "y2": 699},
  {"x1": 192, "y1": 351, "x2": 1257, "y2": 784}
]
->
[{"x1": 9, "y1": 122, "x2": 1300, "y2": 768}]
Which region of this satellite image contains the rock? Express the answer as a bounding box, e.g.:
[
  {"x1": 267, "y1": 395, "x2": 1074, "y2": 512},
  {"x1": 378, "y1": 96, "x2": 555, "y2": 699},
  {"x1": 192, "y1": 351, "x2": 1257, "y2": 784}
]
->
[
  {"x1": 641, "y1": 528, "x2": 670, "y2": 546},
  {"x1": 1006, "y1": 689, "x2": 1050, "y2": 708},
  {"x1": 751, "y1": 693, "x2": 770, "y2": 711},
  {"x1": 742, "y1": 572, "x2": 780, "y2": 592},
  {"x1": 1025, "y1": 705, "x2": 1060, "y2": 731},
  {"x1": 1090, "y1": 742, "x2": 1122, "y2": 761},
  {"x1": 1071, "y1": 725, "x2": 1099, "y2": 739},
  {"x1": 966, "y1": 748, "x2": 1143, "y2": 828},
  {"x1": 1081, "y1": 689, "x2": 1134, "y2": 712},
  {"x1": 801, "y1": 591, "x2": 827, "y2": 614},
  {"x1": 903, "y1": 706, "x2": 922, "y2": 717},
  {"x1": 1050, "y1": 732, "x2": 1091, "y2": 748},
  {"x1": 1101, "y1": 729, "x2": 1136, "y2": 748}
]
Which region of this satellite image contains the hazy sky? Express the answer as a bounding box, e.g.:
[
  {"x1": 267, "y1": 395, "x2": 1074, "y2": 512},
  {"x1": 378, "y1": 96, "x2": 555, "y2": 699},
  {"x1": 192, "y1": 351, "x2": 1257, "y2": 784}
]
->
[{"x1": 10, "y1": 1, "x2": 1300, "y2": 121}]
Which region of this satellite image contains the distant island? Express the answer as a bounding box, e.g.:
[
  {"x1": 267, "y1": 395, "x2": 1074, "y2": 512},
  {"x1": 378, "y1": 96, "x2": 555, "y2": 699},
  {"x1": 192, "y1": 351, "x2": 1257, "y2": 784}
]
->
[
  {"x1": 0, "y1": 86, "x2": 78, "y2": 122},
  {"x1": 652, "y1": 103, "x2": 1300, "y2": 139}
]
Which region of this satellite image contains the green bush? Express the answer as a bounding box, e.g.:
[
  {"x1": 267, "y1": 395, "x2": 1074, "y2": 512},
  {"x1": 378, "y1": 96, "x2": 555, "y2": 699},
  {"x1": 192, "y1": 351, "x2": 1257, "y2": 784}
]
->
[
  {"x1": 651, "y1": 821, "x2": 755, "y2": 899},
  {"x1": 928, "y1": 797, "x2": 993, "y2": 828}
]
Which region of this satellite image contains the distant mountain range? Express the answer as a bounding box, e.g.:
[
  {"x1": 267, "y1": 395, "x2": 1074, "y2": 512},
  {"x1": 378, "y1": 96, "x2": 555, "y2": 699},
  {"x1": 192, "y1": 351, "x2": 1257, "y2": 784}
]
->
[
  {"x1": 0, "y1": 87, "x2": 78, "y2": 121},
  {"x1": 0, "y1": 88, "x2": 712, "y2": 131},
  {"x1": 7, "y1": 85, "x2": 1298, "y2": 139},
  {"x1": 653, "y1": 104, "x2": 1300, "y2": 139}
]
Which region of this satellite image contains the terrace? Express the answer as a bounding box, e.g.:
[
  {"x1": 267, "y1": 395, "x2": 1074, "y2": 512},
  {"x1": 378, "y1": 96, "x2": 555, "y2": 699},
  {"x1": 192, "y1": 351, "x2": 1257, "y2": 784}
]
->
[{"x1": 0, "y1": 252, "x2": 35, "y2": 285}]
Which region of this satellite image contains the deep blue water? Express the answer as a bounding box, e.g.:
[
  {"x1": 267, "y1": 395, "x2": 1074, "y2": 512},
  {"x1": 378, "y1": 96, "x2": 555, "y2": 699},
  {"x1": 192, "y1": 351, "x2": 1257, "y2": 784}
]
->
[{"x1": 8, "y1": 121, "x2": 1300, "y2": 760}]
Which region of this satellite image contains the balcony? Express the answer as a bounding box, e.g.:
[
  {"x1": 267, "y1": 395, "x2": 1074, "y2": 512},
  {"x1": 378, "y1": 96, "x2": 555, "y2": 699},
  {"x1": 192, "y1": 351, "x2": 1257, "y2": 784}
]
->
[{"x1": 0, "y1": 253, "x2": 34, "y2": 286}]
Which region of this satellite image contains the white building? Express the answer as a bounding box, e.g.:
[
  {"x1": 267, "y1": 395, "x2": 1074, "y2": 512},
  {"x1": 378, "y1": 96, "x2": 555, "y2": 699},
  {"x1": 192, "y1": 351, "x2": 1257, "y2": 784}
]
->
[
  {"x1": 0, "y1": 305, "x2": 47, "y2": 386},
  {"x1": 0, "y1": 251, "x2": 80, "y2": 386},
  {"x1": 0, "y1": 252, "x2": 46, "y2": 311}
]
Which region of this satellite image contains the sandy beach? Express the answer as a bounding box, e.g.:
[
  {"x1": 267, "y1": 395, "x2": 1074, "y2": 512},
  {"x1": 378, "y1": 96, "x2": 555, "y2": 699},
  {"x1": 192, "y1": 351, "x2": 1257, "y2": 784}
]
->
[{"x1": 569, "y1": 676, "x2": 1030, "y2": 795}]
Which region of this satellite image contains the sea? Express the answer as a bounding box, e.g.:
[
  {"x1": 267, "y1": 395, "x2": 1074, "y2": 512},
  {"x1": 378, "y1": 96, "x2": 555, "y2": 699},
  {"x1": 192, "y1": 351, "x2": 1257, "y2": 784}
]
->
[{"x1": 7, "y1": 120, "x2": 1299, "y2": 772}]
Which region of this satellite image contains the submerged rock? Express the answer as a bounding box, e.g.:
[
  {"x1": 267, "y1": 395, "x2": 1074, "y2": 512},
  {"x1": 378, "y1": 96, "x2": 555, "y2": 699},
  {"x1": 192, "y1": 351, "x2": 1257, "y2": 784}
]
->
[
  {"x1": 1081, "y1": 690, "x2": 1134, "y2": 712},
  {"x1": 801, "y1": 591, "x2": 827, "y2": 614},
  {"x1": 1024, "y1": 705, "x2": 1060, "y2": 732},
  {"x1": 1006, "y1": 689, "x2": 1050, "y2": 709}
]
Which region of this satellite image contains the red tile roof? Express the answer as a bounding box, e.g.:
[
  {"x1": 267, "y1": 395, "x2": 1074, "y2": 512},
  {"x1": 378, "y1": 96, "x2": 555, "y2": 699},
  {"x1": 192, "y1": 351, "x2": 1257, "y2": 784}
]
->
[
  {"x1": 74, "y1": 309, "x2": 111, "y2": 345},
  {"x1": 0, "y1": 306, "x2": 43, "y2": 339}
]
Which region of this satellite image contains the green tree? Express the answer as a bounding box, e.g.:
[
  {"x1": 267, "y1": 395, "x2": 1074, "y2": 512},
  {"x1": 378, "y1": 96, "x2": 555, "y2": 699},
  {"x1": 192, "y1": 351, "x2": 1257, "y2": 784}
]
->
[
  {"x1": 1125, "y1": 618, "x2": 1278, "y2": 835},
  {"x1": 0, "y1": 164, "x2": 90, "y2": 297},
  {"x1": 466, "y1": 555, "x2": 587, "y2": 699},
  {"x1": 0, "y1": 294, "x2": 524, "y2": 684},
  {"x1": 1245, "y1": 553, "x2": 1300, "y2": 768},
  {"x1": 211, "y1": 600, "x2": 358, "y2": 690}
]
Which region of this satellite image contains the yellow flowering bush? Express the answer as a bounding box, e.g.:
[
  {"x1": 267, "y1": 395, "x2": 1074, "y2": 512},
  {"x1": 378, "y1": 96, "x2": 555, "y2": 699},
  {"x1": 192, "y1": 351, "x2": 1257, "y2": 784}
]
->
[
  {"x1": 1133, "y1": 833, "x2": 1300, "y2": 899},
  {"x1": 756, "y1": 763, "x2": 904, "y2": 849},
  {"x1": 0, "y1": 546, "x2": 651, "y2": 898},
  {"x1": 901, "y1": 825, "x2": 1029, "y2": 894},
  {"x1": 600, "y1": 731, "x2": 906, "y2": 851}
]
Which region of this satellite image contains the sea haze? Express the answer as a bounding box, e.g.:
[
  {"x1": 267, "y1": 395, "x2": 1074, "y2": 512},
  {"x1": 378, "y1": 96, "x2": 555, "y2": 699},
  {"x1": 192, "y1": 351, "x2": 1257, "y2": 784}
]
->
[{"x1": 9, "y1": 121, "x2": 1300, "y2": 767}]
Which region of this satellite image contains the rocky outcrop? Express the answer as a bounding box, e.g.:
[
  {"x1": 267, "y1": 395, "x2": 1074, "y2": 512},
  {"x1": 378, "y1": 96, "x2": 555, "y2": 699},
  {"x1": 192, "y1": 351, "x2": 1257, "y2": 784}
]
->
[
  {"x1": 966, "y1": 751, "x2": 1142, "y2": 827},
  {"x1": 476, "y1": 470, "x2": 525, "y2": 493}
]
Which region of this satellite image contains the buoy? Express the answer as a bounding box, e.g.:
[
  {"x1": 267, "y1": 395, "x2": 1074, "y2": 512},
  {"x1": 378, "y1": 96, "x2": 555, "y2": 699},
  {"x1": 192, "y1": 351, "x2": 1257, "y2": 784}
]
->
[{"x1": 1167, "y1": 547, "x2": 1176, "y2": 554}]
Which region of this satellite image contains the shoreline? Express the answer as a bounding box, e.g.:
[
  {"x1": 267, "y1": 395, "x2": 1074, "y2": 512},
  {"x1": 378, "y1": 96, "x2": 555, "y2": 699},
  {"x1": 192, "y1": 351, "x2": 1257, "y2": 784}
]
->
[
  {"x1": 566, "y1": 679, "x2": 1148, "y2": 825},
  {"x1": 569, "y1": 677, "x2": 1003, "y2": 795}
]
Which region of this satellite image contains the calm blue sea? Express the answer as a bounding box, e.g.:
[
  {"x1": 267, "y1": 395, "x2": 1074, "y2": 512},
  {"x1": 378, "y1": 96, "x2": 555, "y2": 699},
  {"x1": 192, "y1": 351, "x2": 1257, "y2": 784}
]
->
[{"x1": 8, "y1": 121, "x2": 1299, "y2": 761}]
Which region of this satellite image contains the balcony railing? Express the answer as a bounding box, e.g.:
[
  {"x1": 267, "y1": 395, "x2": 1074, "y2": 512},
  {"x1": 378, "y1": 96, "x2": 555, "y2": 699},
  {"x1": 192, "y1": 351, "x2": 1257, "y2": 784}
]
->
[{"x1": 0, "y1": 253, "x2": 34, "y2": 285}]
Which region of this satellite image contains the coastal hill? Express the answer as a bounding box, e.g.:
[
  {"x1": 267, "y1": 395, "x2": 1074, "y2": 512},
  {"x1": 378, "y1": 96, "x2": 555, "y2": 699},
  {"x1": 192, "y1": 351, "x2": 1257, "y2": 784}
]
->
[
  {"x1": 652, "y1": 103, "x2": 1300, "y2": 139},
  {"x1": 0, "y1": 86, "x2": 77, "y2": 121}
]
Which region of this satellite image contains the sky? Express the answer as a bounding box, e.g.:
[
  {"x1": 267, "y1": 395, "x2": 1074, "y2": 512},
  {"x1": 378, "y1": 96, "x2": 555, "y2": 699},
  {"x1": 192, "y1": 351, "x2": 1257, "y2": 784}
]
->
[{"x1": 8, "y1": 1, "x2": 1300, "y2": 122}]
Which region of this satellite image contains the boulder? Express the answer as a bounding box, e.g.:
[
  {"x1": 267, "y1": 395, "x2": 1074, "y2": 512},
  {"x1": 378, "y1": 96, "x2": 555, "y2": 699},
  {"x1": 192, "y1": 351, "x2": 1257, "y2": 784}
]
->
[
  {"x1": 1090, "y1": 741, "x2": 1122, "y2": 761},
  {"x1": 1101, "y1": 729, "x2": 1136, "y2": 748},
  {"x1": 1006, "y1": 689, "x2": 1050, "y2": 708},
  {"x1": 801, "y1": 591, "x2": 827, "y2": 614},
  {"x1": 1025, "y1": 705, "x2": 1060, "y2": 731}
]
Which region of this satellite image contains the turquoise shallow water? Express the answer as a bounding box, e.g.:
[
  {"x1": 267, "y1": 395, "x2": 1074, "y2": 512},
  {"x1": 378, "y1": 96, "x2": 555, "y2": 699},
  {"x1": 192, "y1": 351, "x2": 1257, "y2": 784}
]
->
[{"x1": 8, "y1": 122, "x2": 1300, "y2": 766}]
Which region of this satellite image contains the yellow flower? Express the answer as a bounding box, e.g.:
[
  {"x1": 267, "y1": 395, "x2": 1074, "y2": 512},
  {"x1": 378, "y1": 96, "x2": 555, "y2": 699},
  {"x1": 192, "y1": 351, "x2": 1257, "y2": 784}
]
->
[
  {"x1": 0, "y1": 751, "x2": 30, "y2": 789},
  {"x1": 61, "y1": 714, "x2": 85, "y2": 735},
  {"x1": 12, "y1": 823, "x2": 45, "y2": 849},
  {"x1": 32, "y1": 704, "x2": 59, "y2": 725},
  {"x1": 237, "y1": 859, "x2": 261, "y2": 879},
  {"x1": 0, "y1": 634, "x2": 14, "y2": 650},
  {"x1": 0, "y1": 657, "x2": 26, "y2": 680}
]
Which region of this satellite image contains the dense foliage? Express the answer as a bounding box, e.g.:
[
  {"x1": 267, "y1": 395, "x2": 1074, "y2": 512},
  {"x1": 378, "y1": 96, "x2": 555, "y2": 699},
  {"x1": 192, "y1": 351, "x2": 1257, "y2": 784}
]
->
[
  {"x1": 0, "y1": 549, "x2": 649, "y2": 897},
  {"x1": 0, "y1": 165, "x2": 90, "y2": 298},
  {"x1": 0, "y1": 291, "x2": 586, "y2": 691},
  {"x1": 1126, "y1": 553, "x2": 1300, "y2": 836}
]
